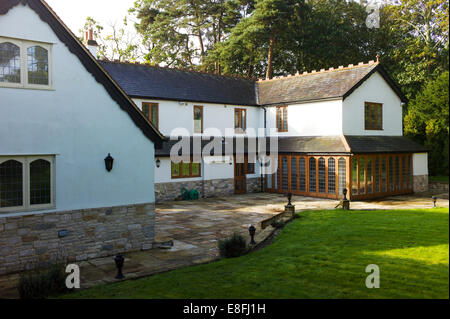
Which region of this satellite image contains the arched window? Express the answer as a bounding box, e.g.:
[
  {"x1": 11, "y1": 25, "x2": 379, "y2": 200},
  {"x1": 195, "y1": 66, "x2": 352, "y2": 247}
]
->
[
  {"x1": 0, "y1": 160, "x2": 23, "y2": 208},
  {"x1": 338, "y1": 158, "x2": 346, "y2": 195},
  {"x1": 309, "y1": 158, "x2": 316, "y2": 192},
  {"x1": 0, "y1": 42, "x2": 21, "y2": 83},
  {"x1": 328, "y1": 158, "x2": 335, "y2": 194},
  {"x1": 318, "y1": 157, "x2": 326, "y2": 193},
  {"x1": 30, "y1": 159, "x2": 51, "y2": 205},
  {"x1": 27, "y1": 46, "x2": 48, "y2": 85}
]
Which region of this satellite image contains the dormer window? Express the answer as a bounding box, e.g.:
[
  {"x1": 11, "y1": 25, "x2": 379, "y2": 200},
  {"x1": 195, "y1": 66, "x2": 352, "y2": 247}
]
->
[{"x1": 0, "y1": 37, "x2": 52, "y2": 89}]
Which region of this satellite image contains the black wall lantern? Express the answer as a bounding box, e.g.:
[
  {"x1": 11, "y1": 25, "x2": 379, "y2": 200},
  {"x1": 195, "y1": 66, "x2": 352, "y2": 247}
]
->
[
  {"x1": 104, "y1": 153, "x2": 114, "y2": 172},
  {"x1": 156, "y1": 158, "x2": 161, "y2": 168}
]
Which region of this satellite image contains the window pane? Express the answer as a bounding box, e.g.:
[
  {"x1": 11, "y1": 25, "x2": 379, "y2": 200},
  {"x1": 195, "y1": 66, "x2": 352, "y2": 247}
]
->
[
  {"x1": 402, "y1": 156, "x2": 407, "y2": 190},
  {"x1": 382, "y1": 157, "x2": 387, "y2": 192},
  {"x1": 191, "y1": 163, "x2": 200, "y2": 176},
  {"x1": 283, "y1": 107, "x2": 288, "y2": 131},
  {"x1": 142, "y1": 104, "x2": 150, "y2": 120},
  {"x1": 234, "y1": 110, "x2": 240, "y2": 129},
  {"x1": 171, "y1": 162, "x2": 180, "y2": 177},
  {"x1": 150, "y1": 104, "x2": 158, "y2": 127},
  {"x1": 277, "y1": 108, "x2": 282, "y2": 131},
  {"x1": 374, "y1": 156, "x2": 380, "y2": 193},
  {"x1": 291, "y1": 157, "x2": 297, "y2": 191},
  {"x1": 0, "y1": 42, "x2": 20, "y2": 83},
  {"x1": 266, "y1": 174, "x2": 272, "y2": 189},
  {"x1": 0, "y1": 160, "x2": 23, "y2": 208},
  {"x1": 281, "y1": 157, "x2": 288, "y2": 190},
  {"x1": 30, "y1": 159, "x2": 51, "y2": 205},
  {"x1": 338, "y1": 158, "x2": 346, "y2": 195},
  {"x1": 365, "y1": 103, "x2": 370, "y2": 129},
  {"x1": 247, "y1": 162, "x2": 255, "y2": 174},
  {"x1": 395, "y1": 156, "x2": 400, "y2": 191},
  {"x1": 359, "y1": 157, "x2": 365, "y2": 194},
  {"x1": 367, "y1": 158, "x2": 372, "y2": 194},
  {"x1": 27, "y1": 46, "x2": 48, "y2": 85},
  {"x1": 309, "y1": 158, "x2": 316, "y2": 193},
  {"x1": 328, "y1": 158, "x2": 335, "y2": 194},
  {"x1": 318, "y1": 157, "x2": 325, "y2": 193},
  {"x1": 182, "y1": 162, "x2": 190, "y2": 176},
  {"x1": 352, "y1": 158, "x2": 358, "y2": 195},
  {"x1": 299, "y1": 158, "x2": 306, "y2": 192},
  {"x1": 376, "y1": 105, "x2": 382, "y2": 129},
  {"x1": 194, "y1": 107, "x2": 202, "y2": 133},
  {"x1": 389, "y1": 156, "x2": 394, "y2": 192}
]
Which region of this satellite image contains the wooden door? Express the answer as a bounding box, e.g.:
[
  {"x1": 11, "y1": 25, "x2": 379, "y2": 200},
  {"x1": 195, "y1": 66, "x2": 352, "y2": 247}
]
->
[{"x1": 234, "y1": 156, "x2": 247, "y2": 194}]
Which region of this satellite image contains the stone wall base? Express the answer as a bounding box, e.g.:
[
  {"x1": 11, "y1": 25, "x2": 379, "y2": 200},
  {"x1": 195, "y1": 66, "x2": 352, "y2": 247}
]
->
[
  {"x1": 0, "y1": 203, "x2": 155, "y2": 276},
  {"x1": 155, "y1": 177, "x2": 261, "y2": 202},
  {"x1": 413, "y1": 175, "x2": 429, "y2": 193},
  {"x1": 429, "y1": 181, "x2": 449, "y2": 193}
]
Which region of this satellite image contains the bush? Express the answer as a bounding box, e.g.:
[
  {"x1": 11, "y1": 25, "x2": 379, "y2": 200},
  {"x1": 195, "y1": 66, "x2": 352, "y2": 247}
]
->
[
  {"x1": 271, "y1": 220, "x2": 286, "y2": 228},
  {"x1": 18, "y1": 263, "x2": 68, "y2": 299},
  {"x1": 218, "y1": 233, "x2": 247, "y2": 258}
]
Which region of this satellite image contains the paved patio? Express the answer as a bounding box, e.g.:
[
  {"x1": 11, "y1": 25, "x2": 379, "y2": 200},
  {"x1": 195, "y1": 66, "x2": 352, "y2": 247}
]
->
[{"x1": 0, "y1": 191, "x2": 448, "y2": 298}]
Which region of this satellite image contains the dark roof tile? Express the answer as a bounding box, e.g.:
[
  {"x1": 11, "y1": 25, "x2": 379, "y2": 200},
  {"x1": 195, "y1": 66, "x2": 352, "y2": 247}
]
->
[
  {"x1": 345, "y1": 136, "x2": 428, "y2": 153},
  {"x1": 100, "y1": 62, "x2": 258, "y2": 106}
]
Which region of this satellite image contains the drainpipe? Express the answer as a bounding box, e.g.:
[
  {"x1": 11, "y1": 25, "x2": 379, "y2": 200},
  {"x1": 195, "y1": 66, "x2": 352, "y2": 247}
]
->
[{"x1": 260, "y1": 106, "x2": 267, "y2": 192}]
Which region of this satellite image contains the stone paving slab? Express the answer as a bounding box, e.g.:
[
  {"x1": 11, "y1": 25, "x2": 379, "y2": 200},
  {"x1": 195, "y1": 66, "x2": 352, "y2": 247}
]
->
[{"x1": 0, "y1": 192, "x2": 448, "y2": 298}]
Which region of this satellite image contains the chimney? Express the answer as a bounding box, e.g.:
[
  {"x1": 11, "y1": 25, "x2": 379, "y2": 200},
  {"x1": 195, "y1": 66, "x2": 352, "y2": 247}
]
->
[{"x1": 84, "y1": 28, "x2": 99, "y2": 57}]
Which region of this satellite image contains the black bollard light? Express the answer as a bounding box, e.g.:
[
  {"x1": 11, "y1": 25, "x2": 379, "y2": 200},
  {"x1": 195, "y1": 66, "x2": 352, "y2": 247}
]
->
[
  {"x1": 114, "y1": 254, "x2": 125, "y2": 279},
  {"x1": 287, "y1": 192, "x2": 292, "y2": 206},
  {"x1": 248, "y1": 225, "x2": 256, "y2": 245},
  {"x1": 343, "y1": 188, "x2": 348, "y2": 201},
  {"x1": 432, "y1": 196, "x2": 437, "y2": 208}
]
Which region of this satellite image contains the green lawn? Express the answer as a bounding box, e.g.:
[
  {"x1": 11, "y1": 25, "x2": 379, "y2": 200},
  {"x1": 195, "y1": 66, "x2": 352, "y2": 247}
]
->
[
  {"x1": 61, "y1": 208, "x2": 449, "y2": 299},
  {"x1": 429, "y1": 175, "x2": 449, "y2": 183}
]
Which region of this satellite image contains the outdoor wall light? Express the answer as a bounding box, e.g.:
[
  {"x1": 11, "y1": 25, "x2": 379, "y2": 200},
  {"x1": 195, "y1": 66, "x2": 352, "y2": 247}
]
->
[
  {"x1": 104, "y1": 153, "x2": 114, "y2": 172},
  {"x1": 432, "y1": 196, "x2": 437, "y2": 208},
  {"x1": 248, "y1": 225, "x2": 256, "y2": 245},
  {"x1": 343, "y1": 188, "x2": 348, "y2": 201},
  {"x1": 156, "y1": 158, "x2": 161, "y2": 168},
  {"x1": 114, "y1": 254, "x2": 125, "y2": 279}
]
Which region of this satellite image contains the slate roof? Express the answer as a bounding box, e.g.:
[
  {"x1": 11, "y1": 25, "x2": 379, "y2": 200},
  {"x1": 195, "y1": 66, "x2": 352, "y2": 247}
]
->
[
  {"x1": 1, "y1": 0, "x2": 164, "y2": 146},
  {"x1": 156, "y1": 135, "x2": 427, "y2": 156},
  {"x1": 100, "y1": 60, "x2": 406, "y2": 107},
  {"x1": 257, "y1": 63, "x2": 407, "y2": 106},
  {"x1": 277, "y1": 136, "x2": 348, "y2": 154},
  {"x1": 345, "y1": 136, "x2": 428, "y2": 154},
  {"x1": 99, "y1": 61, "x2": 258, "y2": 106}
]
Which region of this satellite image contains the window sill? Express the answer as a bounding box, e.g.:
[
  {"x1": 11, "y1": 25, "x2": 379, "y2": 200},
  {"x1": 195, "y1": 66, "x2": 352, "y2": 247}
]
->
[
  {"x1": 0, "y1": 204, "x2": 55, "y2": 215},
  {"x1": 0, "y1": 83, "x2": 54, "y2": 91}
]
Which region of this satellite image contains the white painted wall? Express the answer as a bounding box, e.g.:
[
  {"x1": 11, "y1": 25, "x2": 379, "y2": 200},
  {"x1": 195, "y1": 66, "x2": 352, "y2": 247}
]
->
[
  {"x1": 154, "y1": 155, "x2": 260, "y2": 183},
  {"x1": 343, "y1": 71, "x2": 403, "y2": 136},
  {"x1": 413, "y1": 153, "x2": 428, "y2": 176},
  {"x1": 132, "y1": 98, "x2": 261, "y2": 137},
  {"x1": 0, "y1": 4, "x2": 156, "y2": 215},
  {"x1": 265, "y1": 99, "x2": 343, "y2": 136}
]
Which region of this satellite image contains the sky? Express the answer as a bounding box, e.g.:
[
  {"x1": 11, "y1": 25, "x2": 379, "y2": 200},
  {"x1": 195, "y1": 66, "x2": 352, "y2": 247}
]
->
[{"x1": 46, "y1": 0, "x2": 137, "y2": 36}]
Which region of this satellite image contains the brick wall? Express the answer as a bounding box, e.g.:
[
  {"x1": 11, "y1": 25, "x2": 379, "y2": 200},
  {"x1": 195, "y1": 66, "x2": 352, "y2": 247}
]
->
[{"x1": 0, "y1": 203, "x2": 155, "y2": 275}]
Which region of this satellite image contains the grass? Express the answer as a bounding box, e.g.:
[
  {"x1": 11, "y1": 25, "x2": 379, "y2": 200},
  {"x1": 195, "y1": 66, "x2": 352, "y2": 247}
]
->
[
  {"x1": 429, "y1": 175, "x2": 449, "y2": 183},
  {"x1": 61, "y1": 208, "x2": 449, "y2": 299}
]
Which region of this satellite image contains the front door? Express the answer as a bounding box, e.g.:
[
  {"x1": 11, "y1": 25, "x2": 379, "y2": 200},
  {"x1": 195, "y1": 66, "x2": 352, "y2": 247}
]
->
[{"x1": 234, "y1": 156, "x2": 247, "y2": 194}]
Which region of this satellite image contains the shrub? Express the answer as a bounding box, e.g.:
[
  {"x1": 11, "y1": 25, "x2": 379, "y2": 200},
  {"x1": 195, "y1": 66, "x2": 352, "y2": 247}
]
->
[
  {"x1": 218, "y1": 233, "x2": 247, "y2": 258},
  {"x1": 18, "y1": 263, "x2": 68, "y2": 299},
  {"x1": 271, "y1": 220, "x2": 286, "y2": 228}
]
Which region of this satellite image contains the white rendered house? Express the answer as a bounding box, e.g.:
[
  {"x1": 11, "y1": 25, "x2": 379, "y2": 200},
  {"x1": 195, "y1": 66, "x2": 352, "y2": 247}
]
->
[
  {"x1": 0, "y1": 0, "x2": 163, "y2": 275},
  {"x1": 102, "y1": 59, "x2": 428, "y2": 202}
]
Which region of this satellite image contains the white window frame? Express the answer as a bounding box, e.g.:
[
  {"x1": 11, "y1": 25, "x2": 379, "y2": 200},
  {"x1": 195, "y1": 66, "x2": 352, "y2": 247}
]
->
[
  {"x1": 0, "y1": 36, "x2": 53, "y2": 90},
  {"x1": 0, "y1": 155, "x2": 55, "y2": 213}
]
